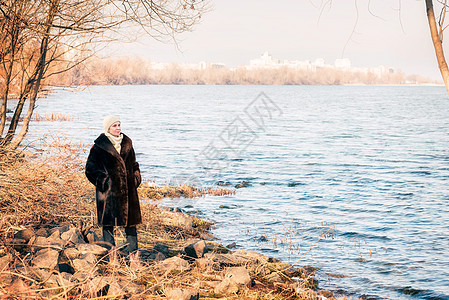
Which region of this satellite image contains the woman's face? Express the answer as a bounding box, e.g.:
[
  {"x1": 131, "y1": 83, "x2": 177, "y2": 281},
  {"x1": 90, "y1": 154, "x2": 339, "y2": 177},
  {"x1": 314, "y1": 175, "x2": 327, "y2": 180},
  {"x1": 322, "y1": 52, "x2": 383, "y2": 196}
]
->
[{"x1": 108, "y1": 121, "x2": 121, "y2": 137}]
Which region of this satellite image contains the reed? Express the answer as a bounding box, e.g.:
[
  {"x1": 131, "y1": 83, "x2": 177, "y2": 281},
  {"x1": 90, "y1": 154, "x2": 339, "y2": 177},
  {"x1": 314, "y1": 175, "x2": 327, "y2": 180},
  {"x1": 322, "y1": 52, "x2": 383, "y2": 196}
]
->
[
  {"x1": 33, "y1": 112, "x2": 74, "y2": 122},
  {"x1": 138, "y1": 182, "x2": 235, "y2": 200}
]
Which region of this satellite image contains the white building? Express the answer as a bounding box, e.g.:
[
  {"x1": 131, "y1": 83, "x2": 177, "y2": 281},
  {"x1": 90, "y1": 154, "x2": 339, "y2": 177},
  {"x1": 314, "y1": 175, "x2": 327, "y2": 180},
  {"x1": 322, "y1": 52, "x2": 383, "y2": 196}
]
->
[
  {"x1": 249, "y1": 51, "x2": 280, "y2": 69},
  {"x1": 335, "y1": 58, "x2": 351, "y2": 68}
]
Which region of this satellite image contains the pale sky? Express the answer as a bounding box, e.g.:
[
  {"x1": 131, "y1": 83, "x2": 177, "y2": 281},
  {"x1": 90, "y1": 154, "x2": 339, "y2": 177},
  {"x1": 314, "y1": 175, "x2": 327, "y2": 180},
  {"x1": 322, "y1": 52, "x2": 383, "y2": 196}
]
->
[{"x1": 110, "y1": 0, "x2": 442, "y2": 80}]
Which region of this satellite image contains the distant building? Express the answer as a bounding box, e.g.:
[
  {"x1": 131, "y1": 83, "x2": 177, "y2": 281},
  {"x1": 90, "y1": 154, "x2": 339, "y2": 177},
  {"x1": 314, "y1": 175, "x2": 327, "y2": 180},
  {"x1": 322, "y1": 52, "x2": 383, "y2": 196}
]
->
[
  {"x1": 249, "y1": 51, "x2": 280, "y2": 69},
  {"x1": 335, "y1": 58, "x2": 351, "y2": 68},
  {"x1": 199, "y1": 61, "x2": 226, "y2": 70},
  {"x1": 314, "y1": 58, "x2": 325, "y2": 67}
]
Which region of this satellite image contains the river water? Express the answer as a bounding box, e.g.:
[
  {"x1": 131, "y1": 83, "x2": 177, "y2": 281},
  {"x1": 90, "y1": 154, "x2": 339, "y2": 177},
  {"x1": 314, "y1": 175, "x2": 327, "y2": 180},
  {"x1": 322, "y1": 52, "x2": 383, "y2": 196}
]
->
[{"x1": 26, "y1": 85, "x2": 449, "y2": 299}]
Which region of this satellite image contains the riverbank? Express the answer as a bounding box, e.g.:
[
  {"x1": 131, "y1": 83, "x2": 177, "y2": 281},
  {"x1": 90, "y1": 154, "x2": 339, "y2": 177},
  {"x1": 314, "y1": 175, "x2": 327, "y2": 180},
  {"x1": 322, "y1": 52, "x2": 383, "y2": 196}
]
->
[{"x1": 0, "y1": 142, "x2": 342, "y2": 299}]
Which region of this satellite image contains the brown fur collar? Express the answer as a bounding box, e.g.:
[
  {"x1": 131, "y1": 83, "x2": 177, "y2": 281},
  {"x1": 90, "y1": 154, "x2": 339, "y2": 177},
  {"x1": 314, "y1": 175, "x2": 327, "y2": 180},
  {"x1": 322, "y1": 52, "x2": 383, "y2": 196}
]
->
[{"x1": 94, "y1": 133, "x2": 133, "y2": 158}]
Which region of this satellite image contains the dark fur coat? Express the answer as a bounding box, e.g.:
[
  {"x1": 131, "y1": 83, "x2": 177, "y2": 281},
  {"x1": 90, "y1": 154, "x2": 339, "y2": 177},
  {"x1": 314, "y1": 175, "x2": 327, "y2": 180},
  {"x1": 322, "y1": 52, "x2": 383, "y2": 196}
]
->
[{"x1": 85, "y1": 133, "x2": 142, "y2": 226}]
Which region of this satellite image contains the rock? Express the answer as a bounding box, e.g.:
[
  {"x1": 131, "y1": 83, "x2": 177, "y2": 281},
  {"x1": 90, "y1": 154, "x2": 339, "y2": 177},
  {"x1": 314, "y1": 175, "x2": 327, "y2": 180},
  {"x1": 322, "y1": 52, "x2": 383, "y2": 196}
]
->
[
  {"x1": 6, "y1": 278, "x2": 36, "y2": 297},
  {"x1": 12, "y1": 238, "x2": 27, "y2": 252},
  {"x1": 85, "y1": 276, "x2": 109, "y2": 296},
  {"x1": 161, "y1": 211, "x2": 193, "y2": 230},
  {"x1": 61, "y1": 228, "x2": 85, "y2": 245},
  {"x1": 50, "y1": 225, "x2": 70, "y2": 235},
  {"x1": 14, "y1": 229, "x2": 35, "y2": 242},
  {"x1": 235, "y1": 181, "x2": 249, "y2": 188},
  {"x1": 32, "y1": 268, "x2": 52, "y2": 282},
  {"x1": 266, "y1": 272, "x2": 283, "y2": 283},
  {"x1": 214, "y1": 267, "x2": 252, "y2": 295},
  {"x1": 0, "y1": 253, "x2": 12, "y2": 271},
  {"x1": 184, "y1": 240, "x2": 207, "y2": 258},
  {"x1": 233, "y1": 249, "x2": 269, "y2": 264},
  {"x1": 166, "y1": 288, "x2": 199, "y2": 300},
  {"x1": 226, "y1": 242, "x2": 237, "y2": 249},
  {"x1": 214, "y1": 278, "x2": 239, "y2": 295},
  {"x1": 158, "y1": 256, "x2": 190, "y2": 272},
  {"x1": 35, "y1": 228, "x2": 49, "y2": 237},
  {"x1": 226, "y1": 266, "x2": 252, "y2": 286},
  {"x1": 32, "y1": 248, "x2": 59, "y2": 269},
  {"x1": 154, "y1": 243, "x2": 170, "y2": 257},
  {"x1": 56, "y1": 272, "x2": 76, "y2": 287},
  {"x1": 63, "y1": 247, "x2": 80, "y2": 260},
  {"x1": 319, "y1": 290, "x2": 334, "y2": 298},
  {"x1": 204, "y1": 253, "x2": 249, "y2": 267},
  {"x1": 195, "y1": 257, "x2": 218, "y2": 270},
  {"x1": 47, "y1": 230, "x2": 65, "y2": 247},
  {"x1": 57, "y1": 262, "x2": 75, "y2": 274},
  {"x1": 77, "y1": 243, "x2": 108, "y2": 256},
  {"x1": 107, "y1": 278, "x2": 125, "y2": 297},
  {"x1": 31, "y1": 236, "x2": 50, "y2": 248},
  {"x1": 85, "y1": 230, "x2": 99, "y2": 243},
  {"x1": 72, "y1": 253, "x2": 98, "y2": 274}
]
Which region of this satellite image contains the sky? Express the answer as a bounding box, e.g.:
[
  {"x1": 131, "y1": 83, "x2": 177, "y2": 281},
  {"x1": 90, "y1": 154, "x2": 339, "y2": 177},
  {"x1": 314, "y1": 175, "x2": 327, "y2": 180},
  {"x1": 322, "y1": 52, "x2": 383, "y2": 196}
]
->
[{"x1": 108, "y1": 0, "x2": 442, "y2": 80}]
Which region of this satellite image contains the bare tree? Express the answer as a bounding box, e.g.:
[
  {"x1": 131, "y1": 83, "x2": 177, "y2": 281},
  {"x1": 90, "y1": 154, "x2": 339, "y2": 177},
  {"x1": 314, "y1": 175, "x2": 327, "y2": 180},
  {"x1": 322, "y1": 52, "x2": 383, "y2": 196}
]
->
[
  {"x1": 426, "y1": 0, "x2": 449, "y2": 94},
  {"x1": 0, "y1": 0, "x2": 207, "y2": 149}
]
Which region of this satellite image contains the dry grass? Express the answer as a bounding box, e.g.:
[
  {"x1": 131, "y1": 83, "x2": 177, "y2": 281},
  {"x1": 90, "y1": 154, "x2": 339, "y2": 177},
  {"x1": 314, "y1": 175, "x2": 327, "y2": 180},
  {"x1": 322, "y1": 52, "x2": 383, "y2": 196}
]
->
[
  {"x1": 0, "y1": 138, "x2": 342, "y2": 299},
  {"x1": 138, "y1": 182, "x2": 235, "y2": 200},
  {"x1": 33, "y1": 112, "x2": 74, "y2": 122},
  {"x1": 0, "y1": 139, "x2": 94, "y2": 242}
]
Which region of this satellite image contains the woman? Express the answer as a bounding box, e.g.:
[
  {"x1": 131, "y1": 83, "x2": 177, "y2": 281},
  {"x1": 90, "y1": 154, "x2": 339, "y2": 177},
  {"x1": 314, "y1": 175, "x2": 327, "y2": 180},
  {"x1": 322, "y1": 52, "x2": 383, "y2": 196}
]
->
[{"x1": 85, "y1": 115, "x2": 142, "y2": 254}]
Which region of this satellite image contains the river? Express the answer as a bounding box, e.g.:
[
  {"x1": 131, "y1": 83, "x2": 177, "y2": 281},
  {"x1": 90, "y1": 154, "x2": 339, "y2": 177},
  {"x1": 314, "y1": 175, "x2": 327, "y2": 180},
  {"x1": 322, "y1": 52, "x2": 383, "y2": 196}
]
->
[{"x1": 26, "y1": 85, "x2": 449, "y2": 299}]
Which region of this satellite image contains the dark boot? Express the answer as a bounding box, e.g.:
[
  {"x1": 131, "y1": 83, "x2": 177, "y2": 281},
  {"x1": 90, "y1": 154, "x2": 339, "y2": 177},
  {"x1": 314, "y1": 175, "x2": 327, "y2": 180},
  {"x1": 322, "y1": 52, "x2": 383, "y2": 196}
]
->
[
  {"x1": 102, "y1": 226, "x2": 116, "y2": 248},
  {"x1": 125, "y1": 226, "x2": 138, "y2": 254}
]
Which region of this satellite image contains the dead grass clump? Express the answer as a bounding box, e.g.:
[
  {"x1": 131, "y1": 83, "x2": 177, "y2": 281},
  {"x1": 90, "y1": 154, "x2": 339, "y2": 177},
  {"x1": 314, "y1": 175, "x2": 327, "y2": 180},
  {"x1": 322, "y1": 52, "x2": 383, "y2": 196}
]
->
[
  {"x1": 138, "y1": 181, "x2": 235, "y2": 200},
  {"x1": 0, "y1": 139, "x2": 95, "y2": 243},
  {"x1": 33, "y1": 112, "x2": 73, "y2": 122}
]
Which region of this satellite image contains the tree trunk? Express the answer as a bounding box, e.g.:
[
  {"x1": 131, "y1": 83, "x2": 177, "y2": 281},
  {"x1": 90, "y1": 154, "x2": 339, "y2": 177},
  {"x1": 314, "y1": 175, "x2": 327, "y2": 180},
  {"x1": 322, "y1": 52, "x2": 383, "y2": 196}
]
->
[{"x1": 426, "y1": 0, "x2": 449, "y2": 94}]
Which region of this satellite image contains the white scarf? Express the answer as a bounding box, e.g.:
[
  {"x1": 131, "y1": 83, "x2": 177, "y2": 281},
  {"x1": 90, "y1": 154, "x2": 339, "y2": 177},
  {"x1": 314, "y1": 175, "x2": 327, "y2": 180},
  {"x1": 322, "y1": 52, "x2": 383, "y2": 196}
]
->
[{"x1": 105, "y1": 132, "x2": 123, "y2": 154}]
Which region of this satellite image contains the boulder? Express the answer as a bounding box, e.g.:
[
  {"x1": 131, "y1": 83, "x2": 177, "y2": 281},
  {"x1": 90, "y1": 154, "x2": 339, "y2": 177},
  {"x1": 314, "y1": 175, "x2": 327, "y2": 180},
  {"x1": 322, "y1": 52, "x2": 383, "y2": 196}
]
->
[
  {"x1": 30, "y1": 236, "x2": 51, "y2": 248},
  {"x1": 85, "y1": 230, "x2": 99, "y2": 243},
  {"x1": 266, "y1": 272, "x2": 283, "y2": 283},
  {"x1": 0, "y1": 253, "x2": 12, "y2": 271},
  {"x1": 32, "y1": 248, "x2": 59, "y2": 269},
  {"x1": 50, "y1": 225, "x2": 70, "y2": 235},
  {"x1": 35, "y1": 228, "x2": 49, "y2": 237},
  {"x1": 57, "y1": 262, "x2": 75, "y2": 274},
  {"x1": 214, "y1": 278, "x2": 239, "y2": 295},
  {"x1": 72, "y1": 253, "x2": 98, "y2": 274},
  {"x1": 14, "y1": 229, "x2": 35, "y2": 243},
  {"x1": 158, "y1": 256, "x2": 190, "y2": 272},
  {"x1": 184, "y1": 240, "x2": 207, "y2": 258},
  {"x1": 77, "y1": 243, "x2": 108, "y2": 256},
  {"x1": 214, "y1": 267, "x2": 252, "y2": 295},
  {"x1": 154, "y1": 243, "x2": 170, "y2": 257},
  {"x1": 226, "y1": 267, "x2": 252, "y2": 286},
  {"x1": 204, "y1": 253, "x2": 249, "y2": 267},
  {"x1": 161, "y1": 211, "x2": 193, "y2": 230},
  {"x1": 56, "y1": 272, "x2": 76, "y2": 287},
  {"x1": 46, "y1": 230, "x2": 65, "y2": 247},
  {"x1": 165, "y1": 288, "x2": 199, "y2": 300},
  {"x1": 195, "y1": 257, "x2": 218, "y2": 270},
  {"x1": 63, "y1": 247, "x2": 80, "y2": 260},
  {"x1": 61, "y1": 228, "x2": 85, "y2": 245},
  {"x1": 85, "y1": 276, "x2": 109, "y2": 296},
  {"x1": 6, "y1": 278, "x2": 36, "y2": 297},
  {"x1": 34, "y1": 269, "x2": 59, "y2": 288}
]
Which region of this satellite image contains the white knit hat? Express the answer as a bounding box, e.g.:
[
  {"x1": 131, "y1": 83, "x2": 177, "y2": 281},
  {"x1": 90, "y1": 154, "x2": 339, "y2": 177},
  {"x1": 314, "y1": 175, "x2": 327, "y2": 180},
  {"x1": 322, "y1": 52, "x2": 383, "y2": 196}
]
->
[{"x1": 103, "y1": 115, "x2": 120, "y2": 133}]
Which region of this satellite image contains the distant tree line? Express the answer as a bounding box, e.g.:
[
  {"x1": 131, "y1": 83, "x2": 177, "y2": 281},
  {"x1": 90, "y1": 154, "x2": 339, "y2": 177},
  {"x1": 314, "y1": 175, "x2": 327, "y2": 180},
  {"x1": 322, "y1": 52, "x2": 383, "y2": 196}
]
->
[{"x1": 46, "y1": 56, "x2": 437, "y2": 86}]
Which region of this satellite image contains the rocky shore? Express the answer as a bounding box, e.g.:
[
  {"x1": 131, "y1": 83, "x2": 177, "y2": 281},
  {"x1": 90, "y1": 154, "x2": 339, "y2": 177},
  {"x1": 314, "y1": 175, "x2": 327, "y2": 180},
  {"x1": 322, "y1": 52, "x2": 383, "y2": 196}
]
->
[{"x1": 0, "y1": 204, "x2": 339, "y2": 299}]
